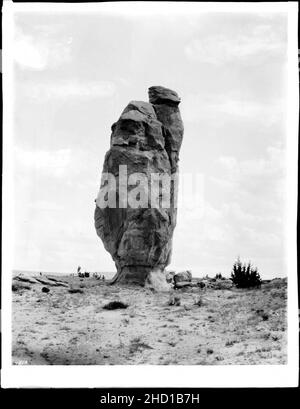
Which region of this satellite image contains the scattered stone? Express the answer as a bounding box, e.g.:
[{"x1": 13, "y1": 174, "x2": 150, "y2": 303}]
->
[
  {"x1": 68, "y1": 288, "x2": 84, "y2": 294},
  {"x1": 129, "y1": 337, "x2": 153, "y2": 354},
  {"x1": 211, "y1": 279, "x2": 233, "y2": 290},
  {"x1": 201, "y1": 278, "x2": 233, "y2": 290},
  {"x1": 14, "y1": 276, "x2": 37, "y2": 284},
  {"x1": 194, "y1": 296, "x2": 203, "y2": 307},
  {"x1": 53, "y1": 282, "x2": 69, "y2": 288},
  {"x1": 145, "y1": 271, "x2": 172, "y2": 292},
  {"x1": 174, "y1": 281, "x2": 192, "y2": 289},
  {"x1": 12, "y1": 282, "x2": 31, "y2": 292},
  {"x1": 166, "y1": 271, "x2": 176, "y2": 283},
  {"x1": 12, "y1": 283, "x2": 18, "y2": 292},
  {"x1": 259, "y1": 312, "x2": 269, "y2": 321},
  {"x1": 46, "y1": 276, "x2": 68, "y2": 284},
  {"x1": 103, "y1": 301, "x2": 129, "y2": 310},
  {"x1": 173, "y1": 270, "x2": 192, "y2": 285},
  {"x1": 35, "y1": 277, "x2": 52, "y2": 285},
  {"x1": 168, "y1": 294, "x2": 181, "y2": 306},
  {"x1": 36, "y1": 277, "x2": 68, "y2": 287}
]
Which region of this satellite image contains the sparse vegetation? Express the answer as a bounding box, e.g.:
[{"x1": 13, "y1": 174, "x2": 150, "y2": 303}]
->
[
  {"x1": 230, "y1": 257, "x2": 262, "y2": 288},
  {"x1": 129, "y1": 337, "x2": 153, "y2": 354},
  {"x1": 225, "y1": 339, "x2": 238, "y2": 347},
  {"x1": 12, "y1": 272, "x2": 287, "y2": 365}
]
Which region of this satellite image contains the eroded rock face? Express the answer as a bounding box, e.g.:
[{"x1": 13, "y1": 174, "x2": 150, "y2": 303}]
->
[
  {"x1": 173, "y1": 270, "x2": 192, "y2": 284},
  {"x1": 94, "y1": 86, "x2": 183, "y2": 286}
]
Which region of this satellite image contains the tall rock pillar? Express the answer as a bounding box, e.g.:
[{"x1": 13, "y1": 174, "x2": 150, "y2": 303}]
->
[{"x1": 94, "y1": 86, "x2": 183, "y2": 287}]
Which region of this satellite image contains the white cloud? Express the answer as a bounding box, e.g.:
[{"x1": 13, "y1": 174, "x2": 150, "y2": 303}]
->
[
  {"x1": 182, "y1": 94, "x2": 284, "y2": 125},
  {"x1": 28, "y1": 200, "x2": 63, "y2": 212},
  {"x1": 241, "y1": 227, "x2": 281, "y2": 248},
  {"x1": 210, "y1": 144, "x2": 286, "y2": 221},
  {"x1": 213, "y1": 144, "x2": 285, "y2": 186},
  {"x1": 176, "y1": 201, "x2": 234, "y2": 244},
  {"x1": 185, "y1": 23, "x2": 286, "y2": 65},
  {"x1": 14, "y1": 27, "x2": 72, "y2": 70},
  {"x1": 15, "y1": 147, "x2": 71, "y2": 178},
  {"x1": 173, "y1": 192, "x2": 284, "y2": 277},
  {"x1": 20, "y1": 79, "x2": 117, "y2": 101},
  {"x1": 14, "y1": 33, "x2": 47, "y2": 70}
]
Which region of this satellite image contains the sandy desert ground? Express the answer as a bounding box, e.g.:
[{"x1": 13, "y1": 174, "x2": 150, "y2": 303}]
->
[{"x1": 12, "y1": 273, "x2": 287, "y2": 365}]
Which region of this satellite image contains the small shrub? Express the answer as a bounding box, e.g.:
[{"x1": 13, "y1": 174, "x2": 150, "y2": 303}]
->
[
  {"x1": 230, "y1": 257, "x2": 262, "y2": 288},
  {"x1": 262, "y1": 332, "x2": 271, "y2": 340},
  {"x1": 129, "y1": 337, "x2": 153, "y2": 354},
  {"x1": 272, "y1": 334, "x2": 280, "y2": 341},
  {"x1": 225, "y1": 340, "x2": 237, "y2": 347}
]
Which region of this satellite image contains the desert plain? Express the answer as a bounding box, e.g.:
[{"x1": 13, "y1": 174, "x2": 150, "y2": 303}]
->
[{"x1": 12, "y1": 273, "x2": 287, "y2": 365}]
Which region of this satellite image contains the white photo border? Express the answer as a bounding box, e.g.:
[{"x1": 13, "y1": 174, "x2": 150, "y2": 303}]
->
[{"x1": 2, "y1": 1, "x2": 298, "y2": 388}]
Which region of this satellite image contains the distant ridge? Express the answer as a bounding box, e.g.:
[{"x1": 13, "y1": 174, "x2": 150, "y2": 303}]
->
[{"x1": 12, "y1": 269, "x2": 116, "y2": 278}]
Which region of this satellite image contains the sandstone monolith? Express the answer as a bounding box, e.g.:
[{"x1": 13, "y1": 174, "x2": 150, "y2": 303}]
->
[{"x1": 94, "y1": 86, "x2": 183, "y2": 288}]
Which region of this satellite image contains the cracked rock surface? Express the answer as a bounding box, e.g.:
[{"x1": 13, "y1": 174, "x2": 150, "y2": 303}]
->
[{"x1": 94, "y1": 86, "x2": 183, "y2": 287}]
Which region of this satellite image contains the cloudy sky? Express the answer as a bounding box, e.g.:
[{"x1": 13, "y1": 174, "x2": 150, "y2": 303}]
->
[{"x1": 11, "y1": 6, "x2": 289, "y2": 278}]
